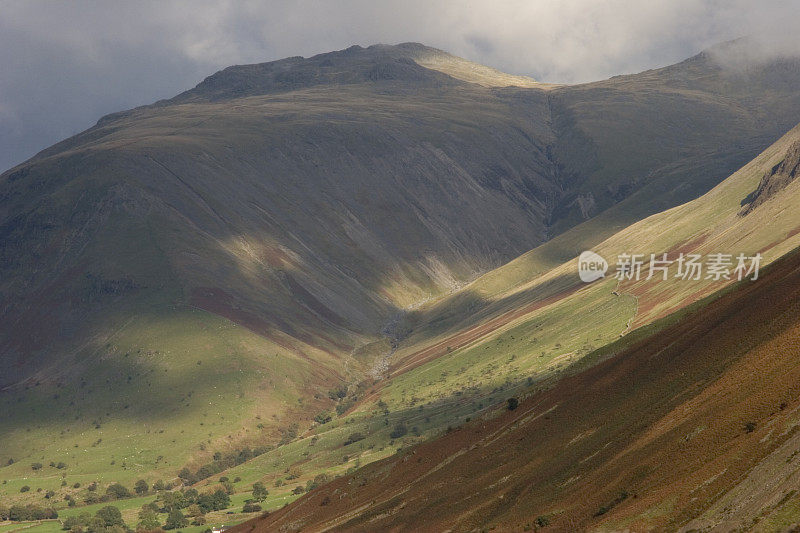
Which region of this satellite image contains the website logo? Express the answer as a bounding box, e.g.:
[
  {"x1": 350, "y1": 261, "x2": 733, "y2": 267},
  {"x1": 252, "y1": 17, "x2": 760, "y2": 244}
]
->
[{"x1": 578, "y1": 251, "x2": 608, "y2": 283}]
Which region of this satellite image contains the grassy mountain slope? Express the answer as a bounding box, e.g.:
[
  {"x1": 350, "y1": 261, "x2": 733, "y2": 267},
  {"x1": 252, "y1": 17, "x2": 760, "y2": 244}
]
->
[{"x1": 242, "y1": 146, "x2": 800, "y2": 533}]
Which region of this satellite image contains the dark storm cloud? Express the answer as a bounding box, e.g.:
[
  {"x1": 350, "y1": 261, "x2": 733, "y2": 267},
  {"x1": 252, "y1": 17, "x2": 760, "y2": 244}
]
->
[{"x1": 1, "y1": 0, "x2": 799, "y2": 173}]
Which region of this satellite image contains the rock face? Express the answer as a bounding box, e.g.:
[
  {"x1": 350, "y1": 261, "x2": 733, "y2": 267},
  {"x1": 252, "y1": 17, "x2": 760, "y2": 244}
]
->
[
  {"x1": 741, "y1": 140, "x2": 800, "y2": 214},
  {"x1": 2, "y1": 42, "x2": 800, "y2": 387}
]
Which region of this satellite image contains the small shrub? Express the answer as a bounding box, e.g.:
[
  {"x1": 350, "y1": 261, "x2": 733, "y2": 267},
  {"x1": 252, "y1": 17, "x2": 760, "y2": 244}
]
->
[
  {"x1": 389, "y1": 423, "x2": 408, "y2": 439},
  {"x1": 344, "y1": 433, "x2": 365, "y2": 445},
  {"x1": 314, "y1": 412, "x2": 332, "y2": 424},
  {"x1": 242, "y1": 503, "x2": 262, "y2": 513}
]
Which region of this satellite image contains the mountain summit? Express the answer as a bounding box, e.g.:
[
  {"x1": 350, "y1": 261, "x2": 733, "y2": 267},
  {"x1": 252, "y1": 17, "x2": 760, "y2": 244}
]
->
[{"x1": 170, "y1": 43, "x2": 545, "y2": 103}]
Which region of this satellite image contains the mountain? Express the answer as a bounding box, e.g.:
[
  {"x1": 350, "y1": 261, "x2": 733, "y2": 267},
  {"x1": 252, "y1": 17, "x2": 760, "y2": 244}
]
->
[
  {"x1": 3, "y1": 41, "x2": 800, "y2": 385},
  {"x1": 2, "y1": 40, "x2": 800, "y2": 528},
  {"x1": 240, "y1": 125, "x2": 800, "y2": 532}
]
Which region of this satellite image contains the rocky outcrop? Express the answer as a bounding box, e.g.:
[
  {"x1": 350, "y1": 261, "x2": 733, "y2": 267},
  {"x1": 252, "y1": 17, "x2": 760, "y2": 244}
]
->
[{"x1": 741, "y1": 140, "x2": 800, "y2": 215}]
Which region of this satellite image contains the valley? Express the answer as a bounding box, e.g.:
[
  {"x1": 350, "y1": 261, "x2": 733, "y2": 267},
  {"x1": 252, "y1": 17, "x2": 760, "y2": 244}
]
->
[{"x1": 2, "y1": 40, "x2": 800, "y2": 533}]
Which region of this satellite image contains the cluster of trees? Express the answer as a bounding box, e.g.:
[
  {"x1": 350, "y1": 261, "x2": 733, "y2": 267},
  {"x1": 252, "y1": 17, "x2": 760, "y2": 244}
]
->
[
  {"x1": 1, "y1": 504, "x2": 58, "y2": 521},
  {"x1": 328, "y1": 385, "x2": 357, "y2": 415},
  {"x1": 313, "y1": 411, "x2": 332, "y2": 425},
  {"x1": 134, "y1": 487, "x2": 233, "y2": 531},
  {"x1": 178, "y1": 447, "x2": 268, "y2": 485},
  {"x1": 136, "y1": 502, "x2": 192, "y2": 531},
  {"x1": 304, "y1": 474, "x2": 328, "y2": 492},
  {"x1": 30, "y1": 461, "x2": 67, "y2": 471},
  {"x1": 62, "y1": 506, "x2": 125, "y2": 533},
  {"x1": 80, "y1": 482, "x2": 136, "y2": 505},
  {"x1": 159, "y1": 487, "x2": 231, "y2": 514}
]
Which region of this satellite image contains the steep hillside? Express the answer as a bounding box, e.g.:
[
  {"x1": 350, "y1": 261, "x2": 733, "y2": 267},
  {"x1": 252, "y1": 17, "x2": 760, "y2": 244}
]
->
[
  {"x1": 226, "y1": 122, "x2": 800, "y2": 531},
  {"x1": 242, "y1": 198, "x2": 800, "y2": 533},
  {"x1": 382, "y1": 123, "x2": 800, "y2": 404}
]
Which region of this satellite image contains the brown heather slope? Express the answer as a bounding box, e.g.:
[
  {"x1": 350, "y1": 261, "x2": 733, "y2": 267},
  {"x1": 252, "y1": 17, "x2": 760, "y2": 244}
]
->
[{"x1": 240, "y1": 245, "x2": 800, "y2": 531}]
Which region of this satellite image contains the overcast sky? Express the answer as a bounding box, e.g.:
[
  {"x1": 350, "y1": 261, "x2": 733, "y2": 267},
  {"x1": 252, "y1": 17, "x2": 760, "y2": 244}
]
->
[{"x1": 1, "y1": 0, "x2": 799, "y2": 173}]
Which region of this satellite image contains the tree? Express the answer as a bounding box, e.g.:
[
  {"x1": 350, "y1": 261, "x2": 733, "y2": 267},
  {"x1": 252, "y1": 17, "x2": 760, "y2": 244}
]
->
[
  {"x1": 63, "y1": 514, "x2": 88, "y2": 530},
  {"x1": 185, "y1": 504, "x2": 202, "y2": 518},
  {"x1": 152, "y1": 479, "x2": 165, "y2": 492},
  {"x1": 137, "y1": 507, "x2": 160, "y2": 531},
  {"x1": 177, "y1": 467, "x2": 196, "y2": 485},
  {"x1": 197, "y1": 489, "x2": 230, "y2": 513},
  {"x1": 164, "y1": 509, "x2": 187, "y2": 530},
  {"x1": 159, "y1": 491, "x2": 185, "y2": 512},
  {"x1": 507, "y1": 397, "x2": 519, "y2": 411},
  {"x1": 183, "y1": 488, "x2": 199, "y2": 503},
  {"x1": 105, "y1": 483, "x2": 131, "y2": 500},
  {"x1": 252, "y1": 482, "x2": 268, "y2": 502},
  {"x1": 86, "y1": 516, "x2": 107, "y2": 533},
  {"x1": 31, "y1": 462, "x2": 43, "y2": 471},
  {"x1": 134, "y1": 479, "x2": 149, "y2": 495},
  {"x1": 95, "y1": 506, "x2": 125, "y2": 527},
  {"x1": 212, "y1": 489, "x2": 230, "y2": 510}
]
